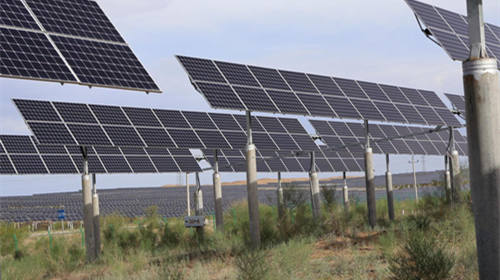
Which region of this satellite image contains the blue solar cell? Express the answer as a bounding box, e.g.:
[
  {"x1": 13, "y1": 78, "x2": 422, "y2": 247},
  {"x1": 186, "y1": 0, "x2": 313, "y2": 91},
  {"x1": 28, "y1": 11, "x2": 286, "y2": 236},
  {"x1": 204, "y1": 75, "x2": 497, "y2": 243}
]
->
[
  {"x1": 0, "y1": 155, "x2": 16, "y2": 174},
  {"x1": 104, "y1": 126, "x2": 144, "y2": 147},
  {"x1": 279, "y1": 70, "x2": 319, "y2": 94},
  {"x1": 182, "y1": 111, "x2": 217, "y2": 130},
  {"x1": 1, "y1": 0, "x2": 40, "y2": 29},
  {"x1": 214, "y1": 61, "x2": 260, "y2": 87},
  {"x1": 89, "y1": 105, "x2": 131, "y2": 126},
  {"x1": 10, "y1": 155, "x2": 47, "y2": 174},
  {"x1": 233, "y1": 86, "x2": 278, "y2": 112},
  {"x1": 68, "y1": 124, "x2": 111, "y2": 146},
  {"x1": 177, "y1": 56, "x2": 226, "y2": 83},
  {"x1": 333, "y1": 78, "x2": 368, "y2": 99},
  {"x1": 53, "y1": 102, "x2": 97, "y2": 124},
  {"x1": 196, "y1": 82, "x2": 246, "y2": 110},
  {"x1": 30, "y1": 123, "x2": 77, "y2": 145},
  {"x1": 123, "y1": 107, "x2": 162, "y2": 127},
  {"x1": 13, "y1": 100, "x2": 61, "y2": 122},
  {"x1": 150, "y1": 156, "x2": 180, "y2": 172},
  {"x1": 266, "y1": 90, "x2": 309, "y2": 115},
  {"x1": 42, "y1": 155, "x2": 78, "y2": 173},
  {"x1": 126, "y1": 156, "x2": 156, "y2": 173},
  {"x1": 136, "y1": 127, "x2": 175, "y2": 147},
  {"x1": 248, "y1": 65, "x2": 291, "y2": 91}
]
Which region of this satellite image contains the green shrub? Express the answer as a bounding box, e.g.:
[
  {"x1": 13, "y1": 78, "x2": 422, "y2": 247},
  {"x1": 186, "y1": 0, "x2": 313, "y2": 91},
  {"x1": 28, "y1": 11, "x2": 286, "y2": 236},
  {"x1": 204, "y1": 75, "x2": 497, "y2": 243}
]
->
[
  {"x1": 235, "y1": 248, "x2": 269, "y2": 280},
  {"x1": 321, "y1": 185, "x2": 337, "y2": 209},
  {"x1": 388, "y1": 231, "x2": 455, "y2": 280},
  {"x1": 161, "y1": 217, "x2": 187, "y2": 248}
]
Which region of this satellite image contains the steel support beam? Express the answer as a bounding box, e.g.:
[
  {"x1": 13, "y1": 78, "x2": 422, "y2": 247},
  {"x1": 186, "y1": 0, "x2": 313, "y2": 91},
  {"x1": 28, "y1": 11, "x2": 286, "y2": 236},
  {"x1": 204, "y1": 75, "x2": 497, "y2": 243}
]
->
[
  {"x1": 186, "y1": 173, "x2": 190, "y2": 216},
  {"x1": 245, "y1": 111, "x2": 261, "y2": 247},
  {"x1": 445, "y1": 155, "x2": 452, "y2": 204}
]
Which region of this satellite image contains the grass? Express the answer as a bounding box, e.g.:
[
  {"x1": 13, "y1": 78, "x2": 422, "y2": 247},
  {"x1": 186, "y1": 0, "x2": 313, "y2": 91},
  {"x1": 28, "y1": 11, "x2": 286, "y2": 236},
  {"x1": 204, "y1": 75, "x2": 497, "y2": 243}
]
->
[{"x1": 1, "y1": 185, "x2": 479, "y2": 280}]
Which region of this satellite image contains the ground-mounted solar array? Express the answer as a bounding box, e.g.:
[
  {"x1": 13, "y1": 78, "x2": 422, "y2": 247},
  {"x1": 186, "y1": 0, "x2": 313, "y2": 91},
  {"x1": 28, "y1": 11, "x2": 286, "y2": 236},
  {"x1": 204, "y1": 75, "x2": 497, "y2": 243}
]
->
[
  {"x1": 13, "y1": 99, "x2": 318, "y2": 151},
  {"x1": 310, "y1": 120, "x2": 468, "y2": 156},
  {"x1": 0, "y1": 135, "x2": 201, "y2": 174},
  {"x1": 0, "y1": 0, "x2": 160, "y2": 92},
  {"x1": 445, "y1": 93, "x2": 466, "y2": 117},
  {"x1": 0, "y1": 171, "x2": 446, "y2": 222},
  {"x1": 176, "y1": 55, "x2": 461, "y2": 127},
  {"x1": 405, "y1": 0, "x2": 500, "y2": 68},
  {"x1": 201, "y1": 148, "x2": 364, "y2": 173}
]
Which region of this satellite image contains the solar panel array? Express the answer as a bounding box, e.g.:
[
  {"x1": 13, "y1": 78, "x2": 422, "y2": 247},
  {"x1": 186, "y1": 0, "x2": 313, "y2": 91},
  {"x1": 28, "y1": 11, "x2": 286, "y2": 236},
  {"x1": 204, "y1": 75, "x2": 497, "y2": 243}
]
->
[
  {"x1": 13, "y1": 99, "x2": 318, "y2": 152},
  {"x1": 310, "y1": 120, "x2": 468, "y2": 156},
  {"x1": 0, "y1": 135, "x2": 201, "y2": 175},
  {"x1": 202, "y1": 148, "x2": 364, "y2": 173},
  {"x1": 176, "y1": 55, "x2": 461, "y2": 127},
  {"x1": 405, "y1": 0, "x2": 500, "y2": 68},
  {"x1": 445, "y1": 93, "x2": 466, "y2": 117},
  {"x1": 0, "y1": 0, "x2": 160, "y2": 93}
]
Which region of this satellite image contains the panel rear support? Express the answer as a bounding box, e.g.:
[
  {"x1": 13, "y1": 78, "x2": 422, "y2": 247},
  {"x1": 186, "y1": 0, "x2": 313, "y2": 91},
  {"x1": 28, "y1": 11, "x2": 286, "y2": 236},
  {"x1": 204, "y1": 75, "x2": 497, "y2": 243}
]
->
[
  {"x1": 309, "y1": 151, "x2": 321, "y2": 220},
  {"x1": 343, "y1": 172, "x2": 349, "y2": 213}
]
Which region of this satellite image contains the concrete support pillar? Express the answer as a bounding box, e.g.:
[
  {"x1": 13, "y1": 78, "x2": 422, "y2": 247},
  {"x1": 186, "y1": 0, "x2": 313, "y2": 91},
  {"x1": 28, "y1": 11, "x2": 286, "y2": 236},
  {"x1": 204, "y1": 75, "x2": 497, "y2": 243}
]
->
[
  {"x1": 310, "y1": 171, "x2": 321, "y2": 220},
  {"x1": 451, "y1": 150, "x2": 462, "y2": 202},
  {"x1": 186, "y1": 173, "x2": 191, "y2": 216},
  {"x1": 445, "y1": 155, "x2": 452, "y2": 204},
  {"x1": 365, "y1": 148, "x2": 376, "y2": 228},
  {"x1": 194, "y1": 173, "x2": 204, "y2": 239},
  {"x1": 82, "y1": 174, "x2": 95, "y2": 262},
  {"x1": 385, "y1": 154, "x2": 394, "y2": 221},
  {"x1": 463, "y1": 57, "x2": 500, "y2": 279},
  {"x1": 213, "y1": 150, "x2": 223, "y2": 231},
  {"x1": 342, "y1": 172, "x2": 349, "y2": 213},
  {"x1": 92, "y1": 174, "x2": 101, "y2": 257},
  {"x1": 277, "y1": 172, "x2": 285, "y2": 220},
  {"x1": 245, "y1": 111, "x2": 261, "y2": 248},
  {"x1": 364, "y1": 120, "x2": 376, "y2": 228}
]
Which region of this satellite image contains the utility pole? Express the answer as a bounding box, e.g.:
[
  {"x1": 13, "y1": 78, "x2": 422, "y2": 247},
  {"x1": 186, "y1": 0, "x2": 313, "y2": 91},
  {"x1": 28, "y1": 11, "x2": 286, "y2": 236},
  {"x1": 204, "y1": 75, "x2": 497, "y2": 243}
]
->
[
  {"x1": 409, "y1": 155, "x2": 419, "y2": 203},
  {"x1": 92, "y1": 174, "x2": 101, "y2": 257},
  {"x1": 464, "y1": 0, "x2": 500, "y2": 278},
  {"x1": 342, "y1": 172, "x2": 349, "y2": 213},
  {"x1": 364, "y1": 120, "x2": 376, "y2": 228},
  {"x1": 194, "y1": 172, "x2": 204, "y2": 240},
  {"x1": 245, "y1": 111, "x2": 261, "y2": 247},
  {"x1": 277, "y1": 172, "x2": 285, "y2": 220},
  {"x1": 309, "y1": 151, "x2": 321, "y2": 220}
]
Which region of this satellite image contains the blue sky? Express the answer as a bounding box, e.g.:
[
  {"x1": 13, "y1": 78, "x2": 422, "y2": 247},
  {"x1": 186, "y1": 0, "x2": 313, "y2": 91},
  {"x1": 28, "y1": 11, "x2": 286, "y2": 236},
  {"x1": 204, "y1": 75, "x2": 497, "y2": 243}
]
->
[{"x1": 1, "y1": 0, "x2": 497, "y2": 196}]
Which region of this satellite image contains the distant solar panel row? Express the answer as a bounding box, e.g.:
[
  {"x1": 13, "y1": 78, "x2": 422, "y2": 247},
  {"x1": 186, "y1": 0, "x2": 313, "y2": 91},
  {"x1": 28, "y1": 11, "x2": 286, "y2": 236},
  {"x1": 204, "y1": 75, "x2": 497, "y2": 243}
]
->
[
  {"x1": 0, "y1": 135, "x2": 201, "y2": 175},
  {"x1": 310, "y1": 120, "x2": 468, "y2": 157},
  {"x1": 176, "y1": 55, "x2": 460, "y2": 127},
  {"x1": 445, "y1": 93, "x2": 466, "y2": 117},
  {"x1": 0, "y1": 0, "x2": 160, "y2": 92},
  {"x1": 13, "y1": 99, "x2": 318, "y2": 151},
  {"x1": 202, "y1": 148, "x2": 364, "y2": 173},
  {"x1": 405, "y1": 0, "x2": 500, "y2": 68}
]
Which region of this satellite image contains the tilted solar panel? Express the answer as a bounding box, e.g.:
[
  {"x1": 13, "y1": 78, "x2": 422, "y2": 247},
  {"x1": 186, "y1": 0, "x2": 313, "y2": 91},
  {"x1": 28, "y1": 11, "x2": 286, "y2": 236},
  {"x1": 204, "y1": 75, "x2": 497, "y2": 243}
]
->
[
  {"x1": 0, "y1": 135, "x2": 200, "y2": 174},
  {"x1": 445, "y1": 93, "x2": 466, "y2": 117},
  {"x1": 176, "y1": 55, "x2": 460, "y2": 127},
  {"x1": 0, "y1": 0, "x2": 160, "y2": 93},
  {"x1": 405, "y1": 0, "x2": 500, "y2": 68},
  {"x1": 13, "y1": 99, "x2": 318, "y2": 152}
]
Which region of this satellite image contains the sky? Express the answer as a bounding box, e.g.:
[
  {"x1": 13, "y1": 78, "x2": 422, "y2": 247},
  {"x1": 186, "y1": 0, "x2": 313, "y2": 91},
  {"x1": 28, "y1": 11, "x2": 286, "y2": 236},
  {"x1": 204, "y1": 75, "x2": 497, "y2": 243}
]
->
[{"x1": 1, "y1": 0, "x2": 498, "y2": 196}]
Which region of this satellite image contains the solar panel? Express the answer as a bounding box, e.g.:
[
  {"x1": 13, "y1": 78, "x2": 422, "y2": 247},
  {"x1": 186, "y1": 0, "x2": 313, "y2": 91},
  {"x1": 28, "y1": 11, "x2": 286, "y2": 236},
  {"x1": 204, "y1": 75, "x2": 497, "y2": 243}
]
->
[
  {"x1": 405, "y1": 0, "x2": 500, "y2": 69},
  {"x1": 177, "y1": 55, "x2": 458, "y2": 126},
  {"x1": 310, "y1": 120, "x2": 467, "y2": 156},
  {"x1": 0, "y1": 135, "x2": 200, "y2": 174},
  {"x1": 1, "y1": 0, "x2": 161, "y2": 93},
  {"x1": 14, "y1": 99, "x2": 317, "y2": 152}
]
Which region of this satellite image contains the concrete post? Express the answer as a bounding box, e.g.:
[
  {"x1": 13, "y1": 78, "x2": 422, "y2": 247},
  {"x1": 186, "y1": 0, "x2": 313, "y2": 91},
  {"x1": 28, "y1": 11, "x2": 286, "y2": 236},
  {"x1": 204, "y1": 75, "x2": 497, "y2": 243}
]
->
[
  {"x1": 445, "y1": 156, "x2": 452, "y2": 203},
  {"x1": 92, "y1": 174, "x2": 101, "y2": 257},
  {"x1": 213, "y1": 150, "x2": 223, "y2": 231},
  {"x1": 309, "y1": 152, "x2": 321, "y2": 220},
  {"x1": 186, "y1": 173, "x2": 190, "y2": 216},
  {"x1": 245, "y1": 111, "x2": 261, "y2": 248},
  {"x1": 451, "y1": 149, "x2": 462, "y2": 203},
  {"x1": 81, "y1": 147, "x2": 95, "y2": 263},
  {"x1": 385, "y1": 154, "x2": 394, "y2": 221},
  {"x1": 411, "y1": 155, "x2": 419, "y2": 203},
  {"x1": 277, "y1": 172, "x2": 285, "y2": 220},
  {"x1": 342, "y1": 172, "x2": 349, "y2": 213},
  {"x1": 364, "y1": 120, "x2": 376, "y2": 228},
  {"x1": 194, "y1": 173, "x2": 204, "y2": 239},
  {"x1": 463, "y1": 56, "x2": 500, "y2": 279}
]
